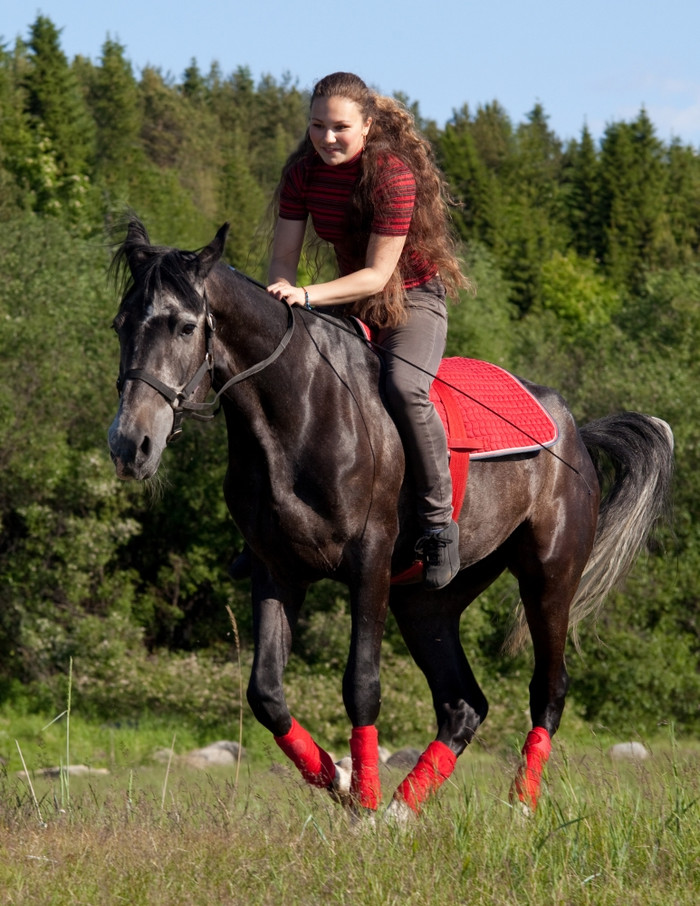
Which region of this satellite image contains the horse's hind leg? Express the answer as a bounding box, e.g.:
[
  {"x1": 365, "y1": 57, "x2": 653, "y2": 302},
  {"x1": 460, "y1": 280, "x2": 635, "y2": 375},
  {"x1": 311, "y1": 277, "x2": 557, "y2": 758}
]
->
[
  {"x1": 387, "y1": 585, "x2": 489, "y2": 816},
  {"x1": 510, "y1": 531, "x2": 592, "y2": 810},
  {"x1": 504, "y1": 420, "x2": 601, "y2": 811}
]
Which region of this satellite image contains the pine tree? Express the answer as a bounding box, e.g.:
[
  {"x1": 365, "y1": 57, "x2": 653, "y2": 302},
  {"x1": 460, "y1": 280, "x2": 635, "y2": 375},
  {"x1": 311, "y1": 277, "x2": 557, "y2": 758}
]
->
[
  {"x1": 22, "y1": 16, "x2": 96, "y2": 186},
  {"x1": 87, "y1": 38, "x2": 144, "y2": 193},
  {"x1": 181, "y1": 58, "x2": 207, "y2": 102},
  {"x1": 469, "y1": 100, "x2": 514, "y2": 173},
  {"x1": 218, "y1": 129, "x2": 267, "y2": 272},
  {"x1": 665, "y1": 138, "x2": 700, "y2": 264},
  {"x1": 0, "y1": 39, "x2": 33, "y2": 215},
  {"x1": 598, "y1": 110, "x2": 667, "y2": 289},
  {"x1": 565, "y1": 124, "x2": 603, "y2": 260},
  {"x1": 139, "y1": 66, "x2": 191, "y2": 169},
  {"x1": 438, "y1": 106, "x2": 492, "y2": 243},
  {"x1": 497, "y1": 104, "x2": 566, "y2": 313}
]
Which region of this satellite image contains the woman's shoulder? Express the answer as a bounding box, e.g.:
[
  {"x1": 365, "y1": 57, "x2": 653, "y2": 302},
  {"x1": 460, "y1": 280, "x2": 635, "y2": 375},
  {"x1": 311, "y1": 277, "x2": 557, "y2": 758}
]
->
[
  {"x1": 279, "y1": 153, "x2": 319, "y2": 199},
  {"x1": 382, "y1": 152, "x2": 411, "y2": 170},
  {"x1": 375, "y1": 153, "x2": 416, "y2": 191},
  {"x1": 376, "y1": 152, "x2": 414, "y2": 177},
  {"x1": 284, "y1": 153, "x2": 314, "y2": 180}
]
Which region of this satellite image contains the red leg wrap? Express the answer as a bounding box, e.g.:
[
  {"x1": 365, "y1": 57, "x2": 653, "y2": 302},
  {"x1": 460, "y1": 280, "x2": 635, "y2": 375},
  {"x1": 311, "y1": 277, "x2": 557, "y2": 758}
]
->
[
  {"x1": 512, "y1": 726, "x2": 552, "y2": 810},
  {"x1": 394, "y1": 740, "x2": 457, "y2": 814},
  {"x1": 349, "y1": 725, "x2": 381, "y2": 810},
  {"x1": 274, "y1": 717, "x2": 336, "y2": 788}
]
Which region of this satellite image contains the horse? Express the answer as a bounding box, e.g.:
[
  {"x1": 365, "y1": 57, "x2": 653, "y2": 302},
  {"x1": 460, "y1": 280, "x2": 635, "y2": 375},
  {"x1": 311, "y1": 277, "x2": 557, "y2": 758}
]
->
[{"x1": 108, "y1": 218, "x2": 673, "y2": 820}]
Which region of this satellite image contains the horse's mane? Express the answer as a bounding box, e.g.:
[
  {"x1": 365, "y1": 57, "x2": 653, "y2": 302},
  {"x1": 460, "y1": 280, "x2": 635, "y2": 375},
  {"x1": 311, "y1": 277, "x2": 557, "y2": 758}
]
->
[{"x1": 110, "y1": 216, "x2": 205, "y2": 319}]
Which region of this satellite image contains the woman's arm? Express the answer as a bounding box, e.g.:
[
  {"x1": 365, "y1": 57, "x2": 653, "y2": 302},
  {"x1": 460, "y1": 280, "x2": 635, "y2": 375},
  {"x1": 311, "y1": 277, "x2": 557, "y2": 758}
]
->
[
  {"x1": 267, "y1": 231, "x2": 407, "y2": 308},
  {"x1": 268, "y1": 217, "x2": 307, "y2": 287}
]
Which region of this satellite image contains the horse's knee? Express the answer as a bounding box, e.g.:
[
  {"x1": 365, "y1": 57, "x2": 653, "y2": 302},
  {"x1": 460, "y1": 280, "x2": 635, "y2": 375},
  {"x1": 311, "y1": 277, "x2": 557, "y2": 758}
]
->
[
  {"x1": 246, "y1": 675, "x2": 290, "y2": 736},
  {"x1": 437, "y1": 696, "x2": 488, "y2": 754}
]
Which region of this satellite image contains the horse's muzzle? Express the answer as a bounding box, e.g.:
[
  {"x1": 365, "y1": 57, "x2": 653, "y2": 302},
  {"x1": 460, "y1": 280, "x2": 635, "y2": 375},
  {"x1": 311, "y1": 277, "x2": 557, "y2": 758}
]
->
[{"x1": 108, "y1": 409, "x2": 170, "y2": 480}]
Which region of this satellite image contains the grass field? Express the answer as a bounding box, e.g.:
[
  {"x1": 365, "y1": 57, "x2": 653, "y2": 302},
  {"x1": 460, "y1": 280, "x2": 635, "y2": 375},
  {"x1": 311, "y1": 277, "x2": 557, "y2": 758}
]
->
[{"x1": 0, "y1": 707, "x2": 697, "y2": 906}]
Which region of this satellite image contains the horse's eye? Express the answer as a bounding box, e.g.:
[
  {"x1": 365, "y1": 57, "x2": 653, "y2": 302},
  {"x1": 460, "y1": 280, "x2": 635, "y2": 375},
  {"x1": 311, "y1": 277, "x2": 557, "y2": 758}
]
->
[{"x1": 181, "y1": 322, "x2": 197, "y2": 336}]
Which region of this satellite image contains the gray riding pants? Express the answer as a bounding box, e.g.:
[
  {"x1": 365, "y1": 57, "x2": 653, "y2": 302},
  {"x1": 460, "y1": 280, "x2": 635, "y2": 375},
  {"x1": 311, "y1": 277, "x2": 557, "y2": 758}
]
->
[{"x1": 376, "y1": 279, "x2": 453, "y2": 530}]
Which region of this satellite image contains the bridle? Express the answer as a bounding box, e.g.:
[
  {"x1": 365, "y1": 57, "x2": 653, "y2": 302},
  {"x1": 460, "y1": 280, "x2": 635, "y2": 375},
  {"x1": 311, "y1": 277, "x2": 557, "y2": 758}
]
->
[{"x1": 116, "y1": 273, "x2": 295, "y2": 443}]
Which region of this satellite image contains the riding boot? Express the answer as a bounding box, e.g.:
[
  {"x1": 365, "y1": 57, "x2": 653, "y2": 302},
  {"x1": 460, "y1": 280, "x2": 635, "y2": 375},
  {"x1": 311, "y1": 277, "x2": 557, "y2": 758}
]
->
[
  {"x1": 228, "y1": 544, "x2": 252, "y2": 580},
  {"x1": 415, "y1": 521, "x2": 460, "y2": 590}
]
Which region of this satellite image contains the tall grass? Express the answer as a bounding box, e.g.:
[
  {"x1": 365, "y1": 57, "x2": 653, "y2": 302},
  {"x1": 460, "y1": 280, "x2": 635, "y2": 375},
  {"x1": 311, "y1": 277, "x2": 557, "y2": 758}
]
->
[
  {"x1": 0, "y1": 646, "x2": 696, "y2": 904},
  {"x1": 0, "y1": 729, "x2": 697, "y2": 906}
]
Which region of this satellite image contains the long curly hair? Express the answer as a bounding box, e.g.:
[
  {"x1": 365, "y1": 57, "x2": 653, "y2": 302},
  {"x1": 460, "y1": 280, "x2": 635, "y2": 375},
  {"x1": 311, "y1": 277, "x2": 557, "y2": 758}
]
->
[{"x1": 273, "y1": 72, "x2": 472, "y2": 327}]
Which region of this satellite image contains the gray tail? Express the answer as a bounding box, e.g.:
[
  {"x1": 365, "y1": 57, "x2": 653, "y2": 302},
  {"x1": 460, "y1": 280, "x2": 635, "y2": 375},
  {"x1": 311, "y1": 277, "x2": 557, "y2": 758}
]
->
[
  {"x1": 568, "y1": 412, "x2": 674, "y2": 649},
  {"x1": 505, "y1": 412, "x2": 674, "y2": 654}
]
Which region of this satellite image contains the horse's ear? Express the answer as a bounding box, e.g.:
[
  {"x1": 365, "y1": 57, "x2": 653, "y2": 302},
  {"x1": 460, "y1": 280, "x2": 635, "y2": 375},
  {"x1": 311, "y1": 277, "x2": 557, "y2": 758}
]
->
[
  {"x1": 197, "y1": 223, "x2": 230, "y2": 278},
  {"x1": 124, "y1": 218, "x2": 153, "y2": 274}
]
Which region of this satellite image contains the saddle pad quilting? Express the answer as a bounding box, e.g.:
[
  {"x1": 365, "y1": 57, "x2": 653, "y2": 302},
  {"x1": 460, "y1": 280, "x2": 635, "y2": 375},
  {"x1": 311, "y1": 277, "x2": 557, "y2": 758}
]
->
[{"x1": 430, "y1": 357, "x2": 559, "y2": 458}]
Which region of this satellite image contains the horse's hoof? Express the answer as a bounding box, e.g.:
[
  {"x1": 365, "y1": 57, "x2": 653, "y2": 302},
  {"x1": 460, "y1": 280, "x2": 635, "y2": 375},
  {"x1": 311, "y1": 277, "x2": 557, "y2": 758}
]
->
[
  {"x1": 384, "y1": 797, "x2": 416, "y2": 826},
  {"x1": 349, "y1": 806, "x2": 377, "y2": 832},
  {"x1": 327, "y1": 757, "x2": 352, "y2": 806}
]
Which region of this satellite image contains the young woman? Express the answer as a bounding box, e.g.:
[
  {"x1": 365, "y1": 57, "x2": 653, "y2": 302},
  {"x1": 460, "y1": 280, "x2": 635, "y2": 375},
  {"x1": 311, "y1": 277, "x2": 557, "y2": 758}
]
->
[{"x1": 266, "y1": 71, "x2": 470, "y2": 589}]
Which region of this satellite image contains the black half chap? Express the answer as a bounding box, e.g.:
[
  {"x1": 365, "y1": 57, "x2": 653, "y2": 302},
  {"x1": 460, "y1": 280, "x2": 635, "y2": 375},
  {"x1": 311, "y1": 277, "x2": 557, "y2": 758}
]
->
[{"x1": 376, "y1": 280, "x2": 452, "y2": 531}]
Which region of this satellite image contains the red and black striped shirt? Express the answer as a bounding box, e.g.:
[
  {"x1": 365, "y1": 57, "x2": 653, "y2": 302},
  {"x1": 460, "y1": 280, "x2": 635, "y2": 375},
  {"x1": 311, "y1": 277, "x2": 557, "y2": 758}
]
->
[{"x1": 279, "y1": 151, "x2": 437, "y2": 288}]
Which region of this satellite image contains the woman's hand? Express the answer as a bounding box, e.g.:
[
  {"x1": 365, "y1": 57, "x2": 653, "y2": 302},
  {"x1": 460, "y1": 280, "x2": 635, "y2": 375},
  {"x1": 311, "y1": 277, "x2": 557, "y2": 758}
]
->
[{"x1": 267, "y1": 280, "x2": 307, "y2": 307}]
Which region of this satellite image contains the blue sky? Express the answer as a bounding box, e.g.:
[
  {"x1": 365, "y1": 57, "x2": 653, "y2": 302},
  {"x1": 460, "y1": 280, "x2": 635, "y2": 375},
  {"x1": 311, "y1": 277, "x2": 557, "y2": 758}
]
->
[{"x1": 5, "y1": 1, "x2": 700, "y2": 147}]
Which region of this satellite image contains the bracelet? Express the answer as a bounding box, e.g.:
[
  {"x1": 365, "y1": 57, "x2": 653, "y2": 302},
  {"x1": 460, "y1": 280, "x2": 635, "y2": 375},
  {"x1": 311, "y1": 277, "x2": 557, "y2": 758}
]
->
[{"x1": 302, "y1": 287, "x2": 312, "y2": 310}]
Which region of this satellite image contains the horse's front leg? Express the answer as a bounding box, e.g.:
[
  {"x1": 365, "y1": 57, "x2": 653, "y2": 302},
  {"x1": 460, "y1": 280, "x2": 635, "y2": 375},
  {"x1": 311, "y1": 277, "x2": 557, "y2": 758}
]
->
[
  {"x1": 341, "y1": 550, "x2": 392, "y2": 813},
  {"x1": 246, "y1": 567, "x2": 337, "y2": 790}
]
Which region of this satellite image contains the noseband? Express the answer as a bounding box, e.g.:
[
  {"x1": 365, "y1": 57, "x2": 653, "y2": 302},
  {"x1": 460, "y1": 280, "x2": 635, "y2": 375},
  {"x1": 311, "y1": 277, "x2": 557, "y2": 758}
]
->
[{"x1": 117, "y1": 284, "x2": 295, "y2": 444}]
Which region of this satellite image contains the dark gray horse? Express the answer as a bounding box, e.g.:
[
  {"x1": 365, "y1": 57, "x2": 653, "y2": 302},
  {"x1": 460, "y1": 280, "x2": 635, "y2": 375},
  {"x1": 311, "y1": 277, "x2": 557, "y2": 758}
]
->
[{"x1": 108, "y1": 219, "x2": 673, "y2": 819}]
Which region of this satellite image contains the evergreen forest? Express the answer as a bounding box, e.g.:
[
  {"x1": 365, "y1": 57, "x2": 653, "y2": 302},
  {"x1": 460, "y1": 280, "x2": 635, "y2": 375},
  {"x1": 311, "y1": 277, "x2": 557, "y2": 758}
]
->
[{"x1": 0, "y1": 16, "x2": 698, "y2": 744}]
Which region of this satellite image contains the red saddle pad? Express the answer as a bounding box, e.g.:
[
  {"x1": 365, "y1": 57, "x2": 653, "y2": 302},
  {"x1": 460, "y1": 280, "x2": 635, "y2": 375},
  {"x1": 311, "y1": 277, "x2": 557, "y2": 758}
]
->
[{"x1": 431, "y1": 357, "x2": 559, "y2": 460}]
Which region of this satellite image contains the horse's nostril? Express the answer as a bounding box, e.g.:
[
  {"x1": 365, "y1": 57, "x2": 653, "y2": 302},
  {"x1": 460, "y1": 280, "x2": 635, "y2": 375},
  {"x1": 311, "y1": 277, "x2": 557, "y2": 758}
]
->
[{"x1": 140, "y1": 436, "x2": 151, "y2": 457}]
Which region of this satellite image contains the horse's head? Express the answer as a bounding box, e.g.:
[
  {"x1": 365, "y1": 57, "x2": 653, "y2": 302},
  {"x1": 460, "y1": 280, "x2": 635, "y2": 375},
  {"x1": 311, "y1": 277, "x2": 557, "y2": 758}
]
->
[{"x1": 108, "y1": 218, "x2": 229, "y2": 480}]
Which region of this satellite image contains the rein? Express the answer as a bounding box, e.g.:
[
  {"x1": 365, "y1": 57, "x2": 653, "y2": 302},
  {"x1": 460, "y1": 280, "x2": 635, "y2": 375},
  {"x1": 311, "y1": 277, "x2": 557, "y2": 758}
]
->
[
  {"x1": 117, "y1": 261, "x2": 590, "y2": 490},
  {"x1": 304, "y1": 303, "x2": 596, "y2": 492},
  {"x1": 117, "y1": 271, "x2": 295, "y2": 443}
]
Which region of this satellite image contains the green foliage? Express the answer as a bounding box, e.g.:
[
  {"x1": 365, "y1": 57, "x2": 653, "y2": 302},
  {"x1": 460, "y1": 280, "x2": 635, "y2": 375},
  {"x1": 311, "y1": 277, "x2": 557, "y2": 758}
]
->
[
  {"x1": 538, "y1": 250, "x2": 621, "y2": 330},
  {"x1": 0, "y1": 215, "x2": 140, "y2": 687},
  {"x1": 445, "y1": 241, "x2": 518, "y2": 364},
  {"x1": 0, "y1": 13, "x2": 698, "y2": 742},
  {"x1": 598, "y1": 112, "x2": 669, "y2": 289}
]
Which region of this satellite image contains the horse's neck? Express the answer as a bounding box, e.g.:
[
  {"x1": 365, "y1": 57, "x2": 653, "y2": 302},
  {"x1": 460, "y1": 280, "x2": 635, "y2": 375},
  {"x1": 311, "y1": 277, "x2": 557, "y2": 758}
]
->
[
  {"x1": 208, "y1": 267, "x2": 290, "y2": 378},
  {"x1": 210, "y1": 264, "x2": 380, "y2": 396},
  {"x1": 209, "y1": 265, "x2": 385, "y2": 437}
]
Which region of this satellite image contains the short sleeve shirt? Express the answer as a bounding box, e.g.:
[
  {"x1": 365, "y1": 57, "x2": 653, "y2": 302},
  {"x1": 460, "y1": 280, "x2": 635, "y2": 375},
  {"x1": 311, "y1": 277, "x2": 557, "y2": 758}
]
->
[{"x1": 278, "y1": 151, "x2": 437, "y2": 288}]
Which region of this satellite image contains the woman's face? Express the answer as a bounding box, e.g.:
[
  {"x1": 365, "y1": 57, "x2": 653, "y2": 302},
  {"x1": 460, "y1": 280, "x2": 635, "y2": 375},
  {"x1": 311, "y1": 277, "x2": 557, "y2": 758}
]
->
[{"x1": 309, "y1": 96, "x2": 371, "y2": 166}]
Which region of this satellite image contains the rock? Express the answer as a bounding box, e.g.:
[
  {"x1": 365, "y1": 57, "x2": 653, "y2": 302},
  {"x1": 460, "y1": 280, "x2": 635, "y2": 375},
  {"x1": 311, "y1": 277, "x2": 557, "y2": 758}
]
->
[
  {"x1": 152, "y1": 747, "x2": 180, "y2": 764},
  {"x1": 378, "y1": 745, "x2": 392, "y2": 764},
  {"x1": 182, "y1": 740, "x2": 245, "y2": 769},
  {"x1": 385, "y1": 747, "x2": 422, "y2": 770},
  {"x1": 608, "y1": 741, "x2": 650, "y2": 762},
  {"x1": 18, "y1": 764, "x2": 109, "y2": 779}
]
